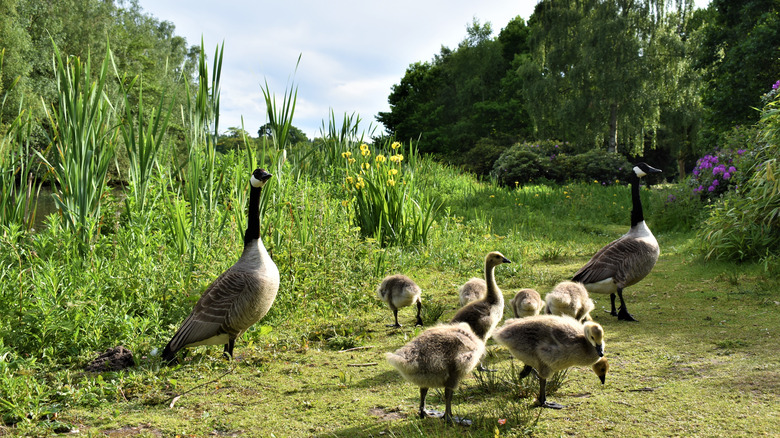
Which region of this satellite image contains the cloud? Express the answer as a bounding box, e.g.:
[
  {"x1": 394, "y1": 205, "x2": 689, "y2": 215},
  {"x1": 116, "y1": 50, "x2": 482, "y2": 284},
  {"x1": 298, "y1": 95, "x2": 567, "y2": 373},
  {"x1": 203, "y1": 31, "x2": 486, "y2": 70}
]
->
[{"x1": 137, "y1": 0, "x2": 538, "y2": 139}]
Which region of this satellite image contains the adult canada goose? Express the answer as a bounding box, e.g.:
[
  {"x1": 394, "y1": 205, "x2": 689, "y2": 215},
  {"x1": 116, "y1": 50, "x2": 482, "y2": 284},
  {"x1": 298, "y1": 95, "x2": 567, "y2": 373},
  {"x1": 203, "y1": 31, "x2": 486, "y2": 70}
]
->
[
  {"x1": 545, "y1": 281, "x2": 594, "y2": 322},
  {"x1": 450, "y1": 252, "x2": 511, "y2": 341},
  {"x1": 376, "y1": 274, "x2": 422, "y2": 328},
  {"x1": 162, "y1": 168, "x2": 279, "y2": 364},
  {"x1": 386, "y1": 322, "x2": 485, "y2": 424},
  {"x1": 493, "y1": 315, "x2": 609, "y2": 409},
  {"x1": 572, "y1": 162, "x2": 662, "y2": 321},
  {"x1": 510, "y1": 288, "x2": 544, "y2": 318},
  {"x1": 458, "y1": 277, "x2": 487, "y2": 306}
]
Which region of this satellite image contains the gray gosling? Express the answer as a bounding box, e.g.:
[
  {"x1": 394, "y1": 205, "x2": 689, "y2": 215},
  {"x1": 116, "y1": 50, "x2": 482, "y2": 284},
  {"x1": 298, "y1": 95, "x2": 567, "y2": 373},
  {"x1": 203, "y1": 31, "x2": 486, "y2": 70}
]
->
[
  {"x1": 510, "y1": 288, "x2": 544, "y2": 318},
  {"x1": 458, "y1": 277, "x2": 487, "y2": 306},
  {"x1": 545, "y1": 281, "x2": 594, "y2": 322},
  {"x1": 376, "y1": 274, "x2": 423, "y2": 328},
  {"x1": 162, "y1": 169, "x2": 279, "y2": 364},
  {"x1": 386, "y1": 322, "x2": 485, "y2": 425},
  {"x1": 450, "y1": 251, "x2": 511, "y2": 341},
  {"x1": 493, "y1": 315, "x2": 609, "y2": 409},
  {"x1": 572, "y1": 162, "x2": 662, "y2": 321}
]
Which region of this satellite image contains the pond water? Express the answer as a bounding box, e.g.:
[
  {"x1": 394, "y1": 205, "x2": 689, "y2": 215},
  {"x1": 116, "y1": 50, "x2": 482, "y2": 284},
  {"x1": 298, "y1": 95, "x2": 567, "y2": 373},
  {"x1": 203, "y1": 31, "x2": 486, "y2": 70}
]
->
[{"x1": 29, "y1": 186, "x2": 125, "y2": 232}]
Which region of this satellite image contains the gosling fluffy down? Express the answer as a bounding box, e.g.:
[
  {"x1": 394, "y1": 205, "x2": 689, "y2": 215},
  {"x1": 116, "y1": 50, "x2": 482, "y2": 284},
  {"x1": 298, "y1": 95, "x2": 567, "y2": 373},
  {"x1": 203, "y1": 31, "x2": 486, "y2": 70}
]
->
[
  {"x1": 493, "y1": 315, "x2": 609, "y2": 409},
  {"x1": 376, "y1": 274, "x2": 423, "y2": 327},
  {"x1": 545, "y1": 281, "x2": 594, "y2": 322},
  {"x1": 458, "y1": 277, "x2": 487, "y2": 306},
  {"x1": 386, "y1": 322, "x2": 485, "y2": 423},
  {"x1": 450, "y1": 251, "x2": 511, "y2": 341},
  {"x1": 510, "y1": 288, "x2": 544, "y2": 318}
]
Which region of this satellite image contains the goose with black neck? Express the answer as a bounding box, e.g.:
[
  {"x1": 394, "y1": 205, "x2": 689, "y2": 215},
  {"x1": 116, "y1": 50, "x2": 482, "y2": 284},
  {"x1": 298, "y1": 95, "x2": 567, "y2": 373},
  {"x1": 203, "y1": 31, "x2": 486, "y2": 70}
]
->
[
  {"x1": 162, "y1": 168, "x2": 280, "y2": 363},
  {"x1": 572, "y1": 163, "x2": 662, "y2": 322}
]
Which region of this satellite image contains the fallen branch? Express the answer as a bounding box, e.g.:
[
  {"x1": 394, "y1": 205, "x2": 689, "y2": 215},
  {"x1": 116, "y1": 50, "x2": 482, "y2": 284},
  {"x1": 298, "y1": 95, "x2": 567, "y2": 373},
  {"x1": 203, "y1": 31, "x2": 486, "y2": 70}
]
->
[
  {"x1": 338, "y1": 346, "x2": 375, "y2": 353},
  {"x1": 167, "y1": 364, "x2": 236, "y2": 408},
  {"x1": 347, "y1": 362, "x2": 378, "y2": 367}
]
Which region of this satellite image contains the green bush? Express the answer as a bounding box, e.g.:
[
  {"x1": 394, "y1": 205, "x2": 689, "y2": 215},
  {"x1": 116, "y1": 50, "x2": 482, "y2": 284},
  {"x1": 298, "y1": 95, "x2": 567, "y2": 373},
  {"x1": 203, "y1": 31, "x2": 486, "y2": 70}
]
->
[
  {"x1": 699, "y1": 90, "x2": 780, "y2": 261},
  {"x1": 491, "y1": 140, "x2": 632, "y2": 186}
]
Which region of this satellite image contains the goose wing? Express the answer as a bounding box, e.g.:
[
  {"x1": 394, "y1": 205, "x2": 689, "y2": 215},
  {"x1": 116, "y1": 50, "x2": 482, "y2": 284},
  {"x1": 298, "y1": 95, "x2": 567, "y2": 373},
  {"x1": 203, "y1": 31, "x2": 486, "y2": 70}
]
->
[
  {"x1": 572, "y1": 236, "x2": 631, "y2": 284},
  {"x1": 165, "y1": 267, "x2": 251, "y2": 351}
]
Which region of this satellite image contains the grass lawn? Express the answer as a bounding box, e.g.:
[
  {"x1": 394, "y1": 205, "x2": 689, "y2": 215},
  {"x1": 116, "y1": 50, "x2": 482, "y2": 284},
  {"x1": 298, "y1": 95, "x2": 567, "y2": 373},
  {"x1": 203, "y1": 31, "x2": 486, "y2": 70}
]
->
[{"x1": 56, "y1": 231, "x2": 780, "y2": 437}]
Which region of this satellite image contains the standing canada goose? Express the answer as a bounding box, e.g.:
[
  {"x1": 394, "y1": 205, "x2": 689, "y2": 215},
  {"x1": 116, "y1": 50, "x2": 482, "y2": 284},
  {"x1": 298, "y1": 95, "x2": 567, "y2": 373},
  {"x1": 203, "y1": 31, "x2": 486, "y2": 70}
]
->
[
  {"x1": 386, "y1": 322, "x2": 485, "y2": 424},
  {"x1": 376, "y1": 274, "x2": 422, "y2": 328},
  {"x1": 450, "y1": 252, "x2": 511, "y2": 341},
  {"x1": 493, "y1": 315, "x2": 609, "y2": 409},
  {"x1": 545, "y1": 281, "x2": 594, "y2": 322},
  {"x1": 510, "y1": 288, "x2": 544, "y2": 318},
  {"x1": 458, "y1": 277, "x2": 487, "y2": 306},
  {"x1": 572, "y1": 162, "x2": 662, "y2": 321},
  {"x1": 162, "y1": 168, "x2": 279, "y2": 364}
]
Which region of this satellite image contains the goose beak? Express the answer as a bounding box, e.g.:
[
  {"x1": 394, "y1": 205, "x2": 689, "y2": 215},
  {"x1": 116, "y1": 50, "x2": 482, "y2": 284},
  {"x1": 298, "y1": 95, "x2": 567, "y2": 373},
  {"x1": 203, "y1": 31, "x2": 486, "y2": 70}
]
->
[
  {"x1": 648, "y1": 165, "x2": 662, "y2": 174},
  {"x1": 502, "y1": 257, "x2": 511, "y2": 264}
]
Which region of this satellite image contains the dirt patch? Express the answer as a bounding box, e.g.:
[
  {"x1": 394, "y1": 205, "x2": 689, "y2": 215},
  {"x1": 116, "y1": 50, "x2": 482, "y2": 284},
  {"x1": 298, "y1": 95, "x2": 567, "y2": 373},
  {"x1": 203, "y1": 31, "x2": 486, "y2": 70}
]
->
[
  {"x1": 101, "y1": 424, "x2": 162, "y2": 437},
  {"x1": 368, "y1": 406, "x2": 407, "y2": 421},
  {"x1": 85, "y1": 346, "x2": 135, "y2": 372}
]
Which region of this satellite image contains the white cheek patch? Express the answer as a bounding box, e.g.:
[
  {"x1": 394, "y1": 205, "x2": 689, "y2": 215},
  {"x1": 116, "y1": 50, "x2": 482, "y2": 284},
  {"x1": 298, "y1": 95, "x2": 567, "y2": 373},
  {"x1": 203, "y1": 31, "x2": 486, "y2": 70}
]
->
[
  {"x1": 250, "y1": 175, "x2": 263, "y2": 188},
  {"x1": 633, "y1": 166, "x2": 646, "y2": 178}
]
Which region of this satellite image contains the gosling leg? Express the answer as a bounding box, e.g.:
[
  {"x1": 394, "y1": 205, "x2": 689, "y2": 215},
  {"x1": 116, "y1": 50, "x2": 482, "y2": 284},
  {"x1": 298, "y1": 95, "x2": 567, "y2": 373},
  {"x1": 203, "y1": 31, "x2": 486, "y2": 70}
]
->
[
  {"x1": 415, "y1": 300, "x2": 423, "y2": 326},
  {"x1": 387, "y1": 308, "x2": 402, "y2": 328},
  {"x1": 419, "y1": 387, "x2": 444, "y2": 419},
  {"x1": 538, "y1": 378, "x2": 565, "y2": 409}
]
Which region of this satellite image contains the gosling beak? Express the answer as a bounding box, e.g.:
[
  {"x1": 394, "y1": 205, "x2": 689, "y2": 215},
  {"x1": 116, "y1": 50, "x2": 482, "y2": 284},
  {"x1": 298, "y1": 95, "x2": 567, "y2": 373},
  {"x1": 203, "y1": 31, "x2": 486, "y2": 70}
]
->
[
  {"x1": 596, "y1": 343, "x2": 604, "y2": 357},
  {"x1": 599, "y1": 375, "x2": 606, "y2": 384}
]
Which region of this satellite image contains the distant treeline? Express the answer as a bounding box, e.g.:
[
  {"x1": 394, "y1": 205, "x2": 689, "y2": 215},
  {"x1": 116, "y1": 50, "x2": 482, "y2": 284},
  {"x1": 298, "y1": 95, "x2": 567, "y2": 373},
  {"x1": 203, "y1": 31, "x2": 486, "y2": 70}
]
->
[{"x1": 376, "y1": 0, "x2": 780, "y2": 180}]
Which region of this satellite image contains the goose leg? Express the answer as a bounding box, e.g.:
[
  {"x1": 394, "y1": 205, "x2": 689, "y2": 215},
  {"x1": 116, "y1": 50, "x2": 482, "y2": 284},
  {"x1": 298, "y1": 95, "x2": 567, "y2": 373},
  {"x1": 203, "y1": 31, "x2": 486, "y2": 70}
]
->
[
  {"x1": 415, "y1": 300, "x2": 423, "y2": 326},
  {"x1": 538, "y1": 378, "x2": 565, "y2": 409},
  {"x1": 616, "y1": 288, "x2": 637, "y2": 322},
  {"x1": 387, "y1": 308, "x2": 402, "y2": 328},
  {"x1": 223, "y1": 339, "x2": 235, "y2": 360},
  {"x1": 608, "y1": 293, "x2": 618, "y2": 316},
  {"x1": 519, "y1": 364, "x2": 534, "y2": 379}
]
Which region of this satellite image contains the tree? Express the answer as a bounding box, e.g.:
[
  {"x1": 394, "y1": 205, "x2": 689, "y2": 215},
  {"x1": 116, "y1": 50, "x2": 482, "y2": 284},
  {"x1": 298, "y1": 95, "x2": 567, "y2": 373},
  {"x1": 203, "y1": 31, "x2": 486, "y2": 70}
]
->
[
  {"x1": 257, "y1": 123, "x2": 309, "y2": 145},
  {"x1": 696, "y1": 0, "x2": 780, "y2": 144},
  {"x1": 521, "y1": 0, "x2": 692, "y2": 155}
]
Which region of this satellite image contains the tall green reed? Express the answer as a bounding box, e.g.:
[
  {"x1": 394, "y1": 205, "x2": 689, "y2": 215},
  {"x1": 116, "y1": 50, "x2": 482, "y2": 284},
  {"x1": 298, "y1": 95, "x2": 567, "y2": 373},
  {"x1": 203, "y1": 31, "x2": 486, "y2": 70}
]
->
[
  {"x1": 1, "y1": 52, "x2": 42, "y2": 231},
  {"x1": 116, "y1": 64, "x2": 175, "y2": 222},
  {"x1": 38, "y1": 42, "x2": 118, "y2": 253},
  {"x1": 166, "y1": 39, "x2": 226, "y2": 264}
]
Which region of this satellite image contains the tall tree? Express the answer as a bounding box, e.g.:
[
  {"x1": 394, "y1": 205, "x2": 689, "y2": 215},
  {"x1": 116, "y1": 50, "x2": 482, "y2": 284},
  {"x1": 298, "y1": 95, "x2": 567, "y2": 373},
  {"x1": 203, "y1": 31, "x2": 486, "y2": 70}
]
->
[
  {"x1": 522, "y1": 0, "x2": 691, "y2": 155},
  {"x1": 696, "y1": 0, "x2": 780, "y2": 143}
]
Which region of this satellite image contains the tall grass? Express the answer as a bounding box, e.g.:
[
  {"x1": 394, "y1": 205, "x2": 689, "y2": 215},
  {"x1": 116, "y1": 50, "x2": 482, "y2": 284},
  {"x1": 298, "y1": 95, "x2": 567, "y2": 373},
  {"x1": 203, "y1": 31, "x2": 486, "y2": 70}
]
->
[
  {"x1": 38, "y1": 43, "x2": 118, "y2": 253},
  {"x1": 116, "y1": 63, "x2": 175, "y2": 222}
]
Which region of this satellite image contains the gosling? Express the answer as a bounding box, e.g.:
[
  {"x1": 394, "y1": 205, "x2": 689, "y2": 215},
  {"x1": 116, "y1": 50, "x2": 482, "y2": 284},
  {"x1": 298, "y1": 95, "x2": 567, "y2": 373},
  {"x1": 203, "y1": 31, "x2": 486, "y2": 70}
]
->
[
  {"x1": 545, "y1": 281, "x2": 595, "y2": 322},
  {"x1": 386, "y1": 322, "x2": 485, "y2": 424},
  {"x1": 510, "y1": 288, "x2": 544, "y2": 318},
  {"x1": 493, "y1": 315, "x2": 609, "y2": 409},
  {"x1": 458, "y1": 277, "x2": 487, "y2": 306},
  {"x1": 450, "y1": 251, "x2": 511, "y2": 341},
  {"x1": 376, "y1": 274, "x2": 422, "y2": 328}
]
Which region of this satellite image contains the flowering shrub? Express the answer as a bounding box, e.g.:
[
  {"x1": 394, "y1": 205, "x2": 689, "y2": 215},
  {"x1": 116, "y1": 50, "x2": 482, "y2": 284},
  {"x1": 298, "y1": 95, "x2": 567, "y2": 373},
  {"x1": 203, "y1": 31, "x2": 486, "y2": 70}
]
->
[
  {"x1": 689, "y1": 148, "x2": 744, "y2": 199},
  {"x1": 340, "y1": 140, "x2": 438, "y2": 247}
]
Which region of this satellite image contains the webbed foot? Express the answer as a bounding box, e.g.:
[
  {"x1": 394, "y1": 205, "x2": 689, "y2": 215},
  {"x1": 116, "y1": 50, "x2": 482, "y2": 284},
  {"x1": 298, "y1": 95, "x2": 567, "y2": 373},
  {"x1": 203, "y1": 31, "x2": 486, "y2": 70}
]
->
[
  {"x1": 617, "y1": 308, "x2": 638, "y2": 322},
  {"x1": 540, "y1": 401, "x2": 565, "y2": 409}
]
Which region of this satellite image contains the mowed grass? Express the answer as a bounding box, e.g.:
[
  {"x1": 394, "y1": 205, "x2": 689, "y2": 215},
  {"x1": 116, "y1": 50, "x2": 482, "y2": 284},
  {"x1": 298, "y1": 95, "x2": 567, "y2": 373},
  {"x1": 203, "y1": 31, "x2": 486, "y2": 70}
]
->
[{"x1": 53, "y1": 206, "x2": 780, "y2": 437}]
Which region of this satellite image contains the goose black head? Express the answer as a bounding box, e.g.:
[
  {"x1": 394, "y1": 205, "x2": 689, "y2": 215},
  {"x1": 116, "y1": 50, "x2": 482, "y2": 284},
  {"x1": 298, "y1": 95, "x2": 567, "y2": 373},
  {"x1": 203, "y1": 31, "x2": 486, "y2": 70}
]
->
[
  {"x1": 250, "y1": 168, "x2": 273, "y2": 188},
  {"x1": 632, "y1": 162, "x2": 662, "y2": 178}
]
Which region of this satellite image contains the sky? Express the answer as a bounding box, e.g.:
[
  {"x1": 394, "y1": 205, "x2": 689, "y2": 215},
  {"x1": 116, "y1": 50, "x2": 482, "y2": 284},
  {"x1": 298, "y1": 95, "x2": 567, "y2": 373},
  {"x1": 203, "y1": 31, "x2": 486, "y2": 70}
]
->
[{"x1": 136, "y1": 0, "x2": 710, "y2": 140}]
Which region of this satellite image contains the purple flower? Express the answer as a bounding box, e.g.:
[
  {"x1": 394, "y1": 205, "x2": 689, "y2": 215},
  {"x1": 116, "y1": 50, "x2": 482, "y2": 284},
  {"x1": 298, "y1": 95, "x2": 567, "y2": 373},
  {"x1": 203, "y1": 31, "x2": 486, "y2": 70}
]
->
[
  {"x1": 729, "y1": 166, "x2": 736, "y2": 173},
  {"x1": 737, "y1": 149, "x2": 746, "y2": 155},
  {"x1": 713, "y1": 179, "x2": 719, "y2": 186},
  {"x1": 773, "y1": 80, "x2": 780, "y2": 90},
  {"x1": 724, "y1": 172, "x2": 731, "y2": 180},
  {"x1": 708, "y1": 186, "x2": 715, "y2": 192},
  {"x1": 693, "y1": 169, "x2": 700, "y2": 176}
]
